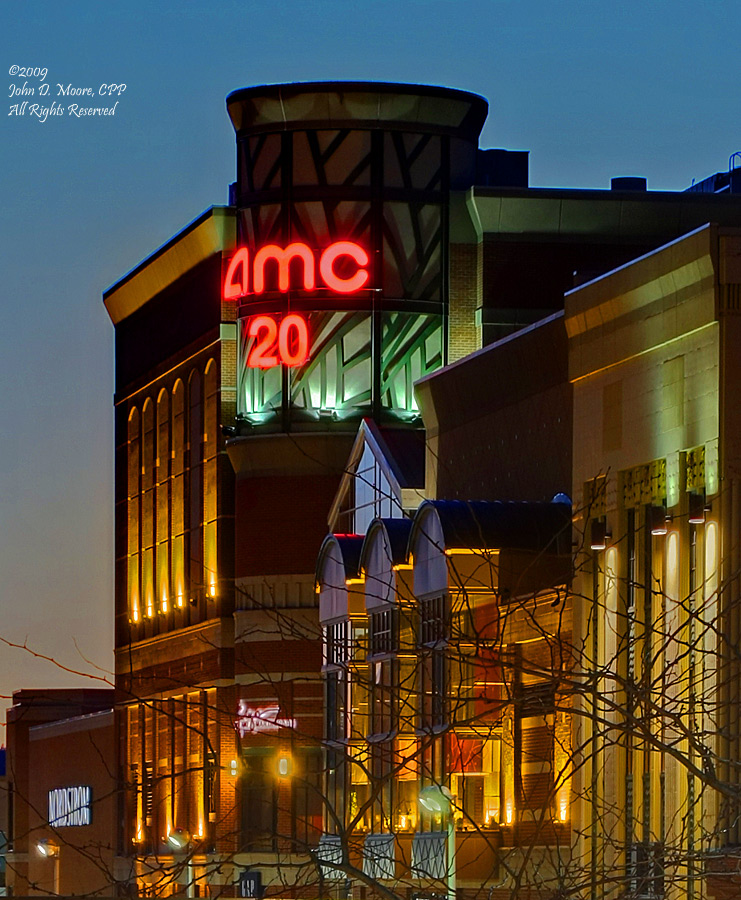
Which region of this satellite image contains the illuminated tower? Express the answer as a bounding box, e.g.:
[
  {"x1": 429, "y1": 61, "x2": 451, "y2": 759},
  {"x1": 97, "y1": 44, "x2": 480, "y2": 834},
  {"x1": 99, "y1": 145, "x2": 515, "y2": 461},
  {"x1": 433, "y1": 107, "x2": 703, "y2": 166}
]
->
[
  {"x1": 223, "y1": 83, "x2": 489, "y2": 882},
  {"x1": 225, "y1": 82, "x2": 487, "y2": 432}
]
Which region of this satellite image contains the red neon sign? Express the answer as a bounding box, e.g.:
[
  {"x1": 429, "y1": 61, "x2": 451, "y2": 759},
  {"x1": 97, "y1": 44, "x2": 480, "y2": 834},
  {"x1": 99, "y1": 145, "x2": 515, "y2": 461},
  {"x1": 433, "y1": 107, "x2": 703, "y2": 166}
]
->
[
  {"x1": 224, "y1": 240, "x2": 369, "y2": 300},
  {"x1": 246, "y1": 314, "x2": 310, "y2": 369}
]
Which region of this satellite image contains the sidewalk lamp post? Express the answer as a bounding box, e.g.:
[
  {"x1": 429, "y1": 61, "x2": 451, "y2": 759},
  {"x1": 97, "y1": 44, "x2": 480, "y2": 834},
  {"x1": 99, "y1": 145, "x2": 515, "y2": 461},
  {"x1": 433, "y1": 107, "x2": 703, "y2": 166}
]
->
[
  {"x1": 36, "y1": 838, "x2": 60, "y2": 895},
  {"x1": 418, "y1": 786, "x2": 455, "y2": 900}
]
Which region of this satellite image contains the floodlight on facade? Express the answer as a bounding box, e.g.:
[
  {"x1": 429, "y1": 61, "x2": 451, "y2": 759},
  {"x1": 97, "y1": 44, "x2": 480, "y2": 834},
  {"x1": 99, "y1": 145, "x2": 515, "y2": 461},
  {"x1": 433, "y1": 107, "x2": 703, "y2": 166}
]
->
[
  {"x1": 167, "y1": 827, "x2": 190, "y2": 851},
  {"x1": 36, "y1": 838, "x2": 60, "y2": 858}
]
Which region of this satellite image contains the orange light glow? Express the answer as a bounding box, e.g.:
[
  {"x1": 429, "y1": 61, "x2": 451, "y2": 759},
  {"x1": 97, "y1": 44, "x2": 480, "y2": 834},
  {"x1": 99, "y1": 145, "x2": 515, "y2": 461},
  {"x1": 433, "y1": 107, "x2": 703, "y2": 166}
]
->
[{"x1": 319, "y1": 241, "x2": 369, "y2": 293}]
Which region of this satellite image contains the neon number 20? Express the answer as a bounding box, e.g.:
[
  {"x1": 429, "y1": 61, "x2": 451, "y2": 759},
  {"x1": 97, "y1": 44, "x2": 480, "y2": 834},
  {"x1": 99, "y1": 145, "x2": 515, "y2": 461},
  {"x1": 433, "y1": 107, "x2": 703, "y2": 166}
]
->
[
  {"x1": 247, "y1": 314, "x2": 309, "y2": 368},
  {"x1": 247, "y1": 316, "x2": 278, "y2": 367}
]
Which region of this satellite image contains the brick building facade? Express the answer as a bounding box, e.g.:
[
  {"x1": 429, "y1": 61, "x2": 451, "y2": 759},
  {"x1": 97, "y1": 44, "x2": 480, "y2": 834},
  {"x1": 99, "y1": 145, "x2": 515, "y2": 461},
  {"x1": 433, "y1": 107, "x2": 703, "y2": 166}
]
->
[{"x1": 98, "y1": 81, "x2": 741, "y2": 898}]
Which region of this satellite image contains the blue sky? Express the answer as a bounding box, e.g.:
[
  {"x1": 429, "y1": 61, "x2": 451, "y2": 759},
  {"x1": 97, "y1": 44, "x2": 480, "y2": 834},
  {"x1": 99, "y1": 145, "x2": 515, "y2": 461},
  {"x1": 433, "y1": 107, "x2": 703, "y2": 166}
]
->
[{"x1": 0, "y1": 0, "x2": 737, "y2": 725}]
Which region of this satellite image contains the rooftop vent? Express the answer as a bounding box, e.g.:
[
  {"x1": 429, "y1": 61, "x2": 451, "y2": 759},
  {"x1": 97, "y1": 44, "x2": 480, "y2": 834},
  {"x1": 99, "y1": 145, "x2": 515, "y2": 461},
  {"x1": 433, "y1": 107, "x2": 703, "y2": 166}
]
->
[
  {"x1": 477, "y1": 149, "x2": 529, "y2": 188},
  {"x1": 611, "y1": 176, "x2": 647, "y2": 192}
]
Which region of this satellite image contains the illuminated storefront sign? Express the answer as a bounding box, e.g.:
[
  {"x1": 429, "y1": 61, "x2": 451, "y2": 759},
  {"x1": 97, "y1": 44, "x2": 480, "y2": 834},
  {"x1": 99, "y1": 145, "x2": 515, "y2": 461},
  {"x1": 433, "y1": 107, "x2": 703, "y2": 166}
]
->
[
  {"x1": 48, "y1": 785, "x2": 92, "y2": 827},
  {"x1": 234, "y1": 701, "x2": 296, "y2": 737},
  {"x1": 246, "y1": 314, "x2": 309, "y2": 368},
  {"x1": 224, "y1": 240, "x2": 370, "y2": 300},
  {"x1": 228, "y1": 241, "x2": 370, "y2": 371}
]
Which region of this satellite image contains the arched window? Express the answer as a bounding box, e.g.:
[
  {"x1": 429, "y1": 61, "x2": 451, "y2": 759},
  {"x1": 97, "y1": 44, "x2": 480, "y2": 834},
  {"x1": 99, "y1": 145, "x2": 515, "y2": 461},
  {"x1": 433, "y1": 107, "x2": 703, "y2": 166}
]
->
[
  {"x1": 127, "y1": 407, "x2": 141, "y2": 622},
  {"x1": 171, "y1": 381, "x2": 186, "y2": 608},
  {"x1": 188, "y1": 371, "x2": 203, "y2": 602},
  {"x1": 203, "y1": 360, "x2": 218, "y2": 599},
  {"x1": 156, "y1": 389, "x2": 170, "y2": 613},
  {"x1": 142, "y1": 398, "x2": 155, "y2": 617}
]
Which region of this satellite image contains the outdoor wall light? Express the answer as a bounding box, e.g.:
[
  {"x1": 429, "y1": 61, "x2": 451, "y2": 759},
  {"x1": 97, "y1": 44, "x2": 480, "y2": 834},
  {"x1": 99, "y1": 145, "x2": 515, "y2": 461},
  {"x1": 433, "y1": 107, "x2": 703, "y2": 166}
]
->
[
  {"x1": 276, "y1": 754, "x2": 292, "y2": 778},
  {"x1": 36, "y1": 838, "x2": 60, "y2": 858},
  {"x1": 590, "y1": 519, "x2": 610, "y2": 551},
  {"x1": 689, "y1": 493, "x2": 707, "y2": 525},
  {"x1": 167, "y1": 827, "x2": 190, "y2": 850},
  {"x1": 649, "y1": 505, "x2": 669, "y2": 536}
]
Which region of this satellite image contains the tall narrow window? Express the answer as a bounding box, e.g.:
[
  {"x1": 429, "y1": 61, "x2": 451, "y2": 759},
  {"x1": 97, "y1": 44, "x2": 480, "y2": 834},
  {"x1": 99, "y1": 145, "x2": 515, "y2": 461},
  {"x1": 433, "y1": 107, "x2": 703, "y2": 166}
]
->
[
  {"x1": 188, "y1": 372, "x2": 203, "y2": 606},
  {"x1": 515, "y1": 682, "x2": 555, "y2": 814},
  {"x1": 187, "y1": 691, "x2": 204, "y2": 838},
  {"x1": 128, "y1": 704, "x2": 143, "y2": 843},
  {"x1": 420, "y1": 595, "x2": 447, "y2": 730},
  {"x1": 171, "y1": 381, "x2": 186, "y2": 608},
  {"x1": 241, "y1": 753, "x2": 278, "y2": 851},
  {"x1": 171, "y1": 695, "x2": 186, "y2": 829},
  {"x1": 142, "y1": 399, "x2": 155, "y2": 617},
  {"x1": 143, "y1": 704, "x2": 155, "y2": 831},
  {"x1": 156, "y1": 390, "x2": 170, "y2": 613},
  {"x1": 127, "y1": 408, "x2": 141, "y2": 622},
  {"x1": 292, "y1": 749, "x2": 323, "y2": 846},
  {"x1": 369, "y1": 607, "x2": 399, "y2": 738},
  {"x1": 419, "y1": 594, "x2": 448, "y2": 810},
  {"x1": 155, "y1": 701, "x2": 172, "y2": 840},
  {"x1": 203, "y1": 361, "x2": 218, "y2": 600}
]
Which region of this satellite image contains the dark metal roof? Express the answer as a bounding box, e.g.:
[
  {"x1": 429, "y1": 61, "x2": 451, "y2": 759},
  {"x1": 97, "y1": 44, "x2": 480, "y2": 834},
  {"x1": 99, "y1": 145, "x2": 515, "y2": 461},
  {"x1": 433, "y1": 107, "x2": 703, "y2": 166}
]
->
[
  {"x1": 359, "y1": 517, "x2": 414, "y2": 572},
  {"x1": 316, "y1": 533, "x2": 366, "y2": 583},
  {"x1": 412, "y1": 499, "x2": 572, "y2": 555}
]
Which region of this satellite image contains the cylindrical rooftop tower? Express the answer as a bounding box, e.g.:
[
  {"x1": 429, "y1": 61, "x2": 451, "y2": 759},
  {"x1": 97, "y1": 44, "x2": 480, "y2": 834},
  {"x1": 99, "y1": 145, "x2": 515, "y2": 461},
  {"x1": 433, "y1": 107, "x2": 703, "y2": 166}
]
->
[{"x1": 225, "y1": 82, "x2": 488, "y2": 432}]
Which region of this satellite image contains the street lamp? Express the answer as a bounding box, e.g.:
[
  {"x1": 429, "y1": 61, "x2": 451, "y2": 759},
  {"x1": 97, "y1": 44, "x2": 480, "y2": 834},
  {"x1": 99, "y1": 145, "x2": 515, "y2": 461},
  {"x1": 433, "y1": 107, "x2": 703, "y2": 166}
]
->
[
  {"x1": 36, "y1": 838, "x2": 60, "y2": 895},
  {"x1": 418, "y1": 786, "x2": 455, "y2": 900}
]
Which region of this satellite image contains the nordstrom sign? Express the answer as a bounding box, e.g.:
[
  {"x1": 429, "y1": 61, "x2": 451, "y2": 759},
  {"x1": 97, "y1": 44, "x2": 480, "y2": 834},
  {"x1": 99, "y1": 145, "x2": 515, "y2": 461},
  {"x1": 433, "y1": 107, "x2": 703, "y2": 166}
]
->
[{"x1": 48, "y1": 785, "x2": 92, "y2": 827}]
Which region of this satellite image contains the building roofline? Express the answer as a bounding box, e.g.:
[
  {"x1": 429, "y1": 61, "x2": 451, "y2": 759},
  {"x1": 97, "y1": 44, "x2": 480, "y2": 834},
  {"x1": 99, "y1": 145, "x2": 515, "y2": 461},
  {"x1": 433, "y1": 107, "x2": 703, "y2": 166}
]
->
[
  {"x1": 102, "y1": 205, "x2": 236, "y2": 325},
  {"x1": 415, "y1": 310, "x2": 564, "y2": 390},
  {"x1": 226, "y1": 81, "x2": 488, "y2": 139},
  {"x1": 30, "y1": 708, "x2": 113, "y2": 740}
]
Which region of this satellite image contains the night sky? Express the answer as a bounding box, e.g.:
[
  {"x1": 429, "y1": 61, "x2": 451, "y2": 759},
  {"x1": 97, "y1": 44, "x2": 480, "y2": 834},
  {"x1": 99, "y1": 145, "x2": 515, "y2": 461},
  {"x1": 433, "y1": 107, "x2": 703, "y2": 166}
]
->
[{"x1": 1, "y1": 0, "x2": 737, "y2": 733}]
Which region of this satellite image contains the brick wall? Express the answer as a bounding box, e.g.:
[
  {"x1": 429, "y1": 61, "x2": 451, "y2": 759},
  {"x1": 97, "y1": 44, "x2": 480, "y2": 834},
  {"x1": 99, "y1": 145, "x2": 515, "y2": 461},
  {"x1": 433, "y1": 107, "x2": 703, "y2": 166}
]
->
[{"x1": 448, "y1": 243, "x2": 480, "y2": 363}]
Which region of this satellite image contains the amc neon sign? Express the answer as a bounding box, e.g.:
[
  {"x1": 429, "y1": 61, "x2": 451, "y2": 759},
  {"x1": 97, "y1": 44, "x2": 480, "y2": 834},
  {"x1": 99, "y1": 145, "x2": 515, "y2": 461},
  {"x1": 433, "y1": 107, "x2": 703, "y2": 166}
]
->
[
  {"x1": 228, "y1": 240, "x2": 370, "y2": 370},
  {"x1": 224, "y1": 240, "x2": 369, "y2": 300}
]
